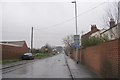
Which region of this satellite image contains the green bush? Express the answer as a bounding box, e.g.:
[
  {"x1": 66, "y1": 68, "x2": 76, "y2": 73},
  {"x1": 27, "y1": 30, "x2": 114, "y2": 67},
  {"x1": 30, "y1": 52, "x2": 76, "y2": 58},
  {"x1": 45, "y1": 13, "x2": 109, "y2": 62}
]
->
[
  {"x1": 82, "y1": 37, "x2": 104, "y2": 48},
  {"x1": 34, "y1": 53, "x2": 50, "y2": 59}
]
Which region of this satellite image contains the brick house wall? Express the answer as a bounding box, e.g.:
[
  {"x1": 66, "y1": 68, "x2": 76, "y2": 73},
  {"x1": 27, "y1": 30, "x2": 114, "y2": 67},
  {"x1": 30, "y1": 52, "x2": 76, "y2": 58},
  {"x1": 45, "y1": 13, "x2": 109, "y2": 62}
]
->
[
  {"x1": 2, "y1": 42, "x2": 29, "y2": 60},
  {"x1": 72, "y1": 38, "x2": 119, "y2": 78}
]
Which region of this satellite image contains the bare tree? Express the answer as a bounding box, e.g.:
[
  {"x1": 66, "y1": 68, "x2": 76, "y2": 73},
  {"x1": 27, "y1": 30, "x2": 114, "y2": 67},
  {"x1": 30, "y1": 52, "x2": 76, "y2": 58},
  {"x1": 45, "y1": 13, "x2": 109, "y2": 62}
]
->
[
  {"x1": 103, "y1": 1, "x2": 120, "y2": 27},
  {"x1": 63, "y1": 35, "x2": 74, "y2": 55}
]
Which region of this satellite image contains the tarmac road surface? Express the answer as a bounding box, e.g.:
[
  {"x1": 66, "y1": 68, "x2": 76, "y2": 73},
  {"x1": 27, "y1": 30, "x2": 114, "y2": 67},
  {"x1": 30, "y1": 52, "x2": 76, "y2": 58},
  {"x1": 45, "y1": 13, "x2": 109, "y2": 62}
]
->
[{"x1": 3, "y1": 54, "x2": 71, "y2": 78}]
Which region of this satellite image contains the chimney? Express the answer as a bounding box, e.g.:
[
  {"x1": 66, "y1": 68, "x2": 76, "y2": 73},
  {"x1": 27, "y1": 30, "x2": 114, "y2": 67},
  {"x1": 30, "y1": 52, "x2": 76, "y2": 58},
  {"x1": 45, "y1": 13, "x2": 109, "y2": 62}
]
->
[
  {"x1": 109, "y1": 18, "x2": 115, "y2": 28},
  {"x1": 90, "y1": 25, "x2": 99, "y2": 33},
  {"x1": 91, "y1": 25, "x2": 97, "y2": 31}
]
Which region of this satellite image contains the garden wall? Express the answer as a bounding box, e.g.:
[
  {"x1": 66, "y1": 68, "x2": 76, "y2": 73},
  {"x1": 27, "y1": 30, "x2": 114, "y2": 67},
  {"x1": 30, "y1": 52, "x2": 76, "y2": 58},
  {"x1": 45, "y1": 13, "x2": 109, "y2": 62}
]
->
[{"x1": 73, "y1": 38, "x2": 119, "y2": 78}]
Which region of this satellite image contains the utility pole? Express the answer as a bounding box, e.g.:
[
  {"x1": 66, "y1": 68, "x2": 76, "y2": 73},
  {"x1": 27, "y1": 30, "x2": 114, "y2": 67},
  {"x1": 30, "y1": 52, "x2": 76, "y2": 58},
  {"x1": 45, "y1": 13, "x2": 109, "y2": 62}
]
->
[
  {"x1": 118, "y1": 1, "x2": 120, "y2": 38},
  {"x1": 72, "y1": 0, "x2": 79, "y2": 64},
  {"x1": 31, "y1": 27, "x2": 33, "y2": 53},
  {"x1": 118, "y1": 1, "x2": 120, "y2": 23}
]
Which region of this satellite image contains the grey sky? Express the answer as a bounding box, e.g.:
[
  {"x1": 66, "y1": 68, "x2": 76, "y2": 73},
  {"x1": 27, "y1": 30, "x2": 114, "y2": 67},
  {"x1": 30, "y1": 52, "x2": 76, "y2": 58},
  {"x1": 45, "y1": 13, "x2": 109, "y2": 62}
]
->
[{"x1": 1, "y1": 0, "x2": 117, "y2": 48}]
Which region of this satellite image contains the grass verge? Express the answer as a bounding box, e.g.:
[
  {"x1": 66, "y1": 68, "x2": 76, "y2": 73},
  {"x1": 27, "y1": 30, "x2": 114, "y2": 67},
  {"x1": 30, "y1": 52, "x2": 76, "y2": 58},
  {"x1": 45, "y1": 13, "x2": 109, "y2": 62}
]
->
[
  {"x1": 2, "y1": 59, "x2": 22, "y2": 64},
  {"x1": 34, "y1": 53, "x2": 50, "y2": 59}
]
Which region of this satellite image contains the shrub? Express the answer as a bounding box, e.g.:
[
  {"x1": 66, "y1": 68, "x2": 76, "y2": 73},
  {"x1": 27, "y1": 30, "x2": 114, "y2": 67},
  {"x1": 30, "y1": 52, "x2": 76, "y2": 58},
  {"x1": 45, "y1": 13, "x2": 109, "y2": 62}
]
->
[
  {"x1": 82, "y1": 37, "x2": 104, "y2": 48},
  {"x1": 34, "y1": 53, "x2": 50, "y2": 59}
]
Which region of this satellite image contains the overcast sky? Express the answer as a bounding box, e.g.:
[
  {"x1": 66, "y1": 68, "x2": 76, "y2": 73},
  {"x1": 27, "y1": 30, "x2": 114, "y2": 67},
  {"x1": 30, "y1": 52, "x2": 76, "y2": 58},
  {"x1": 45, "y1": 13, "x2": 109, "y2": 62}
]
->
[{"x1": 0, "y1": 0, "x2": 119, "y2": 48}]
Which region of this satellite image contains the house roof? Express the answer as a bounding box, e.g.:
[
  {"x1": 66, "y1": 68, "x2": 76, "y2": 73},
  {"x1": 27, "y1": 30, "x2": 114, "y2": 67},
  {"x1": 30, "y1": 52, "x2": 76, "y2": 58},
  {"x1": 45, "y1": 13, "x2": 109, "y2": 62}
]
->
[
  {"x1": 101, "y1": 23, "x2": 120, "y2": 34},
  {"x1": 90, "y1": 28, "x2": 106, "y2": 37},
  {"x1": 81, "y1": 25, "x2": 100, "y2": 40},
  {"x1": 0, "y1": 41, "x2": 26, "y2": 47}
]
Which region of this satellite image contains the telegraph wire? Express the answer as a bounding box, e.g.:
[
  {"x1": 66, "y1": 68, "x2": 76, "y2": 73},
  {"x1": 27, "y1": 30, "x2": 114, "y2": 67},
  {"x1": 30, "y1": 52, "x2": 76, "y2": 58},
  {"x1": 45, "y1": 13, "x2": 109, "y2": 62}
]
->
[
  {"x1": 35, "y1": 2, "x2": 106, "y2": 30},
  {"x1": 77, "y1": 2, "x2": 106, "y2": 17}
]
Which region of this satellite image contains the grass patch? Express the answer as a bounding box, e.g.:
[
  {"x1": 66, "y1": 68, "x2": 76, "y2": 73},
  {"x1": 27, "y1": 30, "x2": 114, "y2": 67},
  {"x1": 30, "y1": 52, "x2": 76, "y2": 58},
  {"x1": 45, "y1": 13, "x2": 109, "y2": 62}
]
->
[
  {"x1": 34, "y1": 53, "x2": 50, "y2": 59},
  {"x1": 2, "y1": 59, "x2": 22, "y2": 64}
]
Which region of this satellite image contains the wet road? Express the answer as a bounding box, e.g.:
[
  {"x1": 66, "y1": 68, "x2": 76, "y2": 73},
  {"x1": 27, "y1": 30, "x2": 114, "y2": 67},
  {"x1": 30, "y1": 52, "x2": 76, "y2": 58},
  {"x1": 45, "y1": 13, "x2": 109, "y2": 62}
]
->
[{"x1": 3, "y1": 54, "x2": 71, "y2": 78}]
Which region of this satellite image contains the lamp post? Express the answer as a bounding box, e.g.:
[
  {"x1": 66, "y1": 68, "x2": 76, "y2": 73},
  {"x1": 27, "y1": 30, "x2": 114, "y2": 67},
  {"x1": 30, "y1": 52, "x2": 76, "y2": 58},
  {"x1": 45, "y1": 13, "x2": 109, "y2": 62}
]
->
[
  {"x1": 31, "y1": 27, "x2": 33, "y2": 53},
  {"x1": 72, "y1": 1, "x2": 78, "y2": 35},
  {"x1": 72, "y1": 1, "x2": 79, "y2": 64},
  {"x1": 118, "y1": 1, "x2": 120, "y2": 23}
]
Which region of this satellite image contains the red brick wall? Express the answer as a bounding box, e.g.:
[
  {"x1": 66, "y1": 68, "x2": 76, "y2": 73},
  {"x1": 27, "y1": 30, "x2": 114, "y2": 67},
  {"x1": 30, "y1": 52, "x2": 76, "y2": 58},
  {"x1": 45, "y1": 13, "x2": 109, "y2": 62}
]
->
[
  {"x1": 118, "y1": 38, "x2": 120, "y2": 77},
  {"x1": 72, "y1": 50, "x2": 76, "y2": 61},
  {"x1": 73, "y1": 38, "x2": 119, "y2": 78},
  {"x1": 2, "y1": 43, "x2": 29, "y2": 60},
  {"x1": 72, "y1": 49, "x2": 80, "y2": 61},
  {"x1": 82, "y1": 47, "x2": 101, "y2": 76}
]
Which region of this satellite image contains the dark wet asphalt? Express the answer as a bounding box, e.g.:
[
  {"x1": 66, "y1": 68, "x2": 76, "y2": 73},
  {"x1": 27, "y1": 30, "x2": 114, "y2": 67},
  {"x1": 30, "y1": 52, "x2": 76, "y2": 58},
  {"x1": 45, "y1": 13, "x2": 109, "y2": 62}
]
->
[{"x1": 3, "y1": 54, "x2": 71, "y2": 78}]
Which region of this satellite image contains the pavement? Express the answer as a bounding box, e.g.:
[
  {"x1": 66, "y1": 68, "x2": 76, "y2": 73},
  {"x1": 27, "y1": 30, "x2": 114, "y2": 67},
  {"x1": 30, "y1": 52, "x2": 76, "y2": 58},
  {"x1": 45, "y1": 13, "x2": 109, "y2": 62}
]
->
[{"x1": 66, "y1": 55, "x2": 100, "y2": 78}]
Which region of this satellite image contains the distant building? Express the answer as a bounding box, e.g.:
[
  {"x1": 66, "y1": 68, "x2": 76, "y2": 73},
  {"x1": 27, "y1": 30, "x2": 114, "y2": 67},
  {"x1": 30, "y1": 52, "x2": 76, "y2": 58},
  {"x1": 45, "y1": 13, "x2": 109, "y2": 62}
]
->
[
  {"x1": 0, "y1": 41, "x2": 29, "y2": 59},
  {"x1": 54, "y1": 46, "x2": 63, "y2": 53}
]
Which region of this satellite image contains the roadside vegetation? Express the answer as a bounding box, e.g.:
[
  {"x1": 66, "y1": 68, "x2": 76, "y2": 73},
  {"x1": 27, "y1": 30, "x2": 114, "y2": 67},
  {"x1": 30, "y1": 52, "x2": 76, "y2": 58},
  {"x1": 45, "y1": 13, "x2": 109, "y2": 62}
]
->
[
  {"x1": 33, "y1": 43, "x2": 53, "y2": 59},
  {"x1": 2, "y1": 59, "x2": 22, "y2": 64},
  {"x1": 2, "y1": 43, "x2": 55, "y2": 64},
  {"x1": 82, "y1": 36, "x2": 109, "y2": 48},
  {"x1": 34, "y1": 53, "x2": 51, "y2": 59},
  {"x1": 63, "y1": 35, "x2": 74, "y2": 56},
  {"x1": 2, "y1": 53, "x2": 50, "y2": 64}
]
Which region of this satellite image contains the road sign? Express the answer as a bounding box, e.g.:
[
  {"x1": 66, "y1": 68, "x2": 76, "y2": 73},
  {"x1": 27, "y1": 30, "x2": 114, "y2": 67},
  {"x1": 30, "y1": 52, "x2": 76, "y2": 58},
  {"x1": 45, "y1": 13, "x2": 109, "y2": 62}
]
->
[
  {"x1": 75, "y1": 44, "x2": 80, "y2": 48},
  {"x1": 74, "y1": 35, "x2": 80, "y2": 48}
]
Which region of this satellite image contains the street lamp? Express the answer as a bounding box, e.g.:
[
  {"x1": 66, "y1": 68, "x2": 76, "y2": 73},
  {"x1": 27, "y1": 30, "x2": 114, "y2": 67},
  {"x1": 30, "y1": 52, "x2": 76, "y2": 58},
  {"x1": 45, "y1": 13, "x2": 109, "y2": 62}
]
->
[
  {"x1": 72, "y1": 1, "x2": 78, "y2": 35},
  {"x1": 72, "y1": 1, "x2": 79, "y2": 64},
  {"x1": 31, "y1": 27, "x2": 33, "y2": 53}
]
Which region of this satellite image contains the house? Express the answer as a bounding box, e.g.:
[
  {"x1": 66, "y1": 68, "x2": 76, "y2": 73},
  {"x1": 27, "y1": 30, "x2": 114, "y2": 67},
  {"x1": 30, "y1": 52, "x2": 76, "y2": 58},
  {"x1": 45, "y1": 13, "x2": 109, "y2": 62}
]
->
[
  {"x1": 100, "y1": 19, "x2": 120, "y2": 40},
  {"x1": 90, "y1": 28, "x2": 106, "y2": 38},
  {"x1": 81, "y1": 25, "x2": 100, "y2": 43},
  {"x1": 0, "y1": 41, "x2": 29, "y2": 59},
  {"x1": 89, "y1": 19, "x2": 120, "y2": 41}
]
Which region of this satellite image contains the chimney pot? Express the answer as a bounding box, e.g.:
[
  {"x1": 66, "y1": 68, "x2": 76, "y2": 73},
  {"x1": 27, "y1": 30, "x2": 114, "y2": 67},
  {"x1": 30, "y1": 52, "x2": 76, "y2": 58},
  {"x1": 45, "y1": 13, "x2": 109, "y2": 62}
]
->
[
  {"x1": 109, "y1": 18, "x2": 115, "y2": 28},
  {"x1": 91, "y1": 25, "x2": 97, "y2": 31}
]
